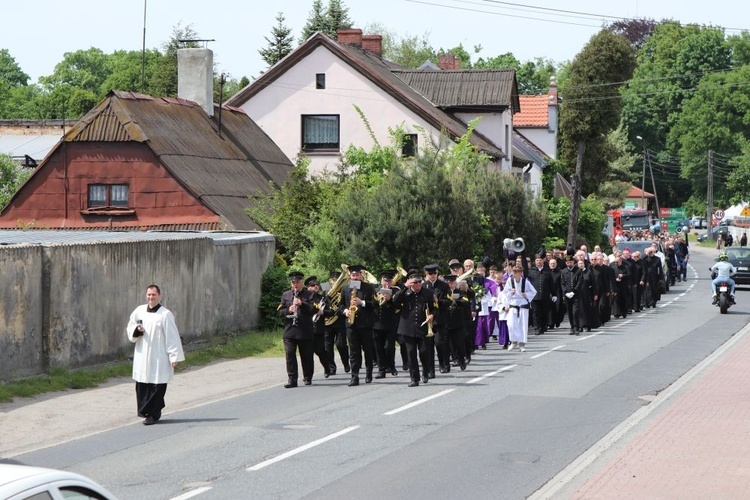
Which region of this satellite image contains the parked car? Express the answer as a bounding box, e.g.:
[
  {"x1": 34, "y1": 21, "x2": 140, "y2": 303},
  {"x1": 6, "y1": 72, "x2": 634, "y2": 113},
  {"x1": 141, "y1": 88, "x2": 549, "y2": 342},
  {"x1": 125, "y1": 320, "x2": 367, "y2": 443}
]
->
[
  {"x1": 613, "y1": 240, "x2": 670, "y2": 293},
  {"x1": 0, "y1": 463, "x2": 117, "y2": 500},
  {"x1": 713, "y1": 247, "x2": 750, "y2": 286},
  {"x1": 690, "y1": 216, "x2": 707, "y2": 229}
]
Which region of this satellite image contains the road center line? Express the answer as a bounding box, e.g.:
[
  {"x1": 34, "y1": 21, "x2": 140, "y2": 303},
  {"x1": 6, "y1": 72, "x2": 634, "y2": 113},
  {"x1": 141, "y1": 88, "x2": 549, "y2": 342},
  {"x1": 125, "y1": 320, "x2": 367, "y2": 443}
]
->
[
  {"x1": 384, "y1": 389, "x2": 454, "y2": 415},
  {"x1": 531, "y1": 345, "x2": 566, "y2": 359},
  {"x1": 170, "y1": 487, "x2": 213, "y2": 500},
  {"x1": 247, "y1": 425, "x2": 360, "y2": 471},
  {"x1": 466, "y1": 365, "x2": 517, "y2": 385}
]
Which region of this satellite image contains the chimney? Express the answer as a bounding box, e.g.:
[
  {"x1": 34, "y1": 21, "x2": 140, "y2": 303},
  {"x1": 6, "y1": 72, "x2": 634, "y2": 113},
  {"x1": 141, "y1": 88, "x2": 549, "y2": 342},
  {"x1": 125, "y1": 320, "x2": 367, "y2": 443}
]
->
[
  {"x1": 438, "y1": 54, "x2": 461, "y2": 70},
  {"x1": 177, "y1": 48, "x2": 214, "y2": 117},
  {"x1": 337, "y1": 28, "x2": 363, "y2": 47},
  {"x1": 362, "y1": 35, "x2": 382, "y2": 57},
  {"x1": 547, "y1": 76, "x2": 558, "y2": 133}
]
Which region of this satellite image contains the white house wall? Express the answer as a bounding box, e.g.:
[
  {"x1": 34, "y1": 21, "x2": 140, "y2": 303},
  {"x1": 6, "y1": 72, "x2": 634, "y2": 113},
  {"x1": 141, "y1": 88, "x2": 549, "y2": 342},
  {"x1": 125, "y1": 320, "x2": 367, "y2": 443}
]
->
[
  {"x1": 239, "y1": 47, "x2": 451, "y2": 175},
  {"x1": 516, "y1": 127, "x2": 557, "y2": 160},
  {"x1": 454, "y1": 111, "x2": 512, "y2": 171}
]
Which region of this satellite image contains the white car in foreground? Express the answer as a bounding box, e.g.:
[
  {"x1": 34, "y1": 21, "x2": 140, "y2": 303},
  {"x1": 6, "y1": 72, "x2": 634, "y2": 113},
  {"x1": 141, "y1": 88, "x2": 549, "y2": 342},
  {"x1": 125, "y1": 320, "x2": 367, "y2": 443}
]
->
[{"x1": 0, "y1": 463, "x2": 117, "y2": 500}]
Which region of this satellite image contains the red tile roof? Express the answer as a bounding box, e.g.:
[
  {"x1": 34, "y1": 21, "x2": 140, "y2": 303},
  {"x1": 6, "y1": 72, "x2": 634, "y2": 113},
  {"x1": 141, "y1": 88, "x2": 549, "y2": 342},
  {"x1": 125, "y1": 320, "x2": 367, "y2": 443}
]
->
[
  {"x1": 627, "y1": 185, "x2": 655, "y2": 199},
  {"x1": 515, "y1": 95, "x2": 548, "y2": 127}
]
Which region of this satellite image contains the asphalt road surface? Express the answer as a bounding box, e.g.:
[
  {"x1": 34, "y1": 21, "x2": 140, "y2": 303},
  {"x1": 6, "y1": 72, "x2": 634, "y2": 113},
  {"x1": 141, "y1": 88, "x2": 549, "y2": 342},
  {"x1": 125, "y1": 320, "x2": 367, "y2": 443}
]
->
[{"x1": 14, "y1": 246, "x2": 748, "y2": 500}]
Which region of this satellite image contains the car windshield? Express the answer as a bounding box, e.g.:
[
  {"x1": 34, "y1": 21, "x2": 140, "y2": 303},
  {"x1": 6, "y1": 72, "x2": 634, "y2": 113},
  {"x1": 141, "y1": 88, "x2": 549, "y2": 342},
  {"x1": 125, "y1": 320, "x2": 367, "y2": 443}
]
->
[{"x1": 725, "y1": 248, "x2": 750, "y2": 260}]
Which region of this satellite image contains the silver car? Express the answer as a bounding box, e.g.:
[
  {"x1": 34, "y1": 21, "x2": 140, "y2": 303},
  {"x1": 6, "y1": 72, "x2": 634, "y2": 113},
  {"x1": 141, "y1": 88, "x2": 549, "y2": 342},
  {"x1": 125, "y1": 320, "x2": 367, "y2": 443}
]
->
[{"x1": 0, "y1": 464, "x2": 117, "y2": 500}]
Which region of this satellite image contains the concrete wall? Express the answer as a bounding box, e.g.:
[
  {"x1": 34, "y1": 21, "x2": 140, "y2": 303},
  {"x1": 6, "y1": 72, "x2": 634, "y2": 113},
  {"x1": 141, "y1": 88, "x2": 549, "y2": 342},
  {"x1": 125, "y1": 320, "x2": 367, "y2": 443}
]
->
[{"x1": 0, "y1": 235, "x2": 275, "y2": 381}]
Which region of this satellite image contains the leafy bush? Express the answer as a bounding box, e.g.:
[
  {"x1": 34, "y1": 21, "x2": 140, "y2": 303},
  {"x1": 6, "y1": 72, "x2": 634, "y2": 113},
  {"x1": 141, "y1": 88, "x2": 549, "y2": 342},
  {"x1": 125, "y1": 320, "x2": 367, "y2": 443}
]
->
[{"x1": 258, "y1": 264, "x2": 289, "y2": 331}]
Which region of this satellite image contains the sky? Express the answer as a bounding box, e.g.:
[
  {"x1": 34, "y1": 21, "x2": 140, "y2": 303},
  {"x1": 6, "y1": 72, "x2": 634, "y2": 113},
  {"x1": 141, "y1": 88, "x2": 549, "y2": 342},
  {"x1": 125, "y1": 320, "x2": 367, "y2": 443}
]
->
[{"x1": 3, "y1": 0, "x2": 749, "y2": 84}]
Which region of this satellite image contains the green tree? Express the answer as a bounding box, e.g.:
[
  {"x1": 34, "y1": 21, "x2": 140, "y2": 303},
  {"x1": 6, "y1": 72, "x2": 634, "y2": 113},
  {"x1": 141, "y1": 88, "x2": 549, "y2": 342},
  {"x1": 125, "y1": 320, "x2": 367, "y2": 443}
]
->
[
  {"x1": 0, "y1": 49, "x2": 30, "y2": 87},
  {"x1": 546, "y1": 196, "x2": 607, "y2": 248},
  {"x1": 325, "y1": 0, "x2": 353, "y2": 38},
  {"x1": 669, "y1": 65, "x2": 750, "y2": 204},
  {"x1": 558, "y1": 29, "x2": 636, "y2": 245},
  {"x1": 0, "y1": 154, "x2": 32, "y2": 209},
  {"x1": 39, "y1": 48, "x2": 110, "y2": 97},
  {"x1": 151, "y1": 23, "x2": 200, "y2": 98},
  {"x1": 100, "y1": 49, "x2": 163, "y2": 95},
  {"x1": 371, "y1": 24, "x2": 436, "y2": 68},
  {"x1": 259, "y1": 12, "x2": 295, "y2": 67},
  {"x1": 301, "y1": 0, "x2": 328, "y2": 41}
]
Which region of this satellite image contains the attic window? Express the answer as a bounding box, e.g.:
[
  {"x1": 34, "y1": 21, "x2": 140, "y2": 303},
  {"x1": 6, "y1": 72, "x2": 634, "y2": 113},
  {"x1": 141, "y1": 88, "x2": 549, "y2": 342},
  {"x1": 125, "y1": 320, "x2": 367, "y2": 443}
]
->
[
  {"x1": 88, "y1": 184, "x2": 129, "y2": 208},
  {"x1": 316, "y1": 73, "x2": 326, "y2": 89}
]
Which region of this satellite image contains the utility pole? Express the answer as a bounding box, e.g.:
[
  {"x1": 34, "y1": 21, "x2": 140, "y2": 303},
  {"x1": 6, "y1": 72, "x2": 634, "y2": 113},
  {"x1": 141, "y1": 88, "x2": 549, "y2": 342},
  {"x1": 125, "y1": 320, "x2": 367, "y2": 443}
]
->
[
  {"x1": 640, "y1": 145, "x2": 646, "y2": 208},
  {"x1": 141, "y1": 0, "x2": 147, "y2": 93},
  {"x1": 707, "y1": 150, "x2": 714, "y2": 240},
  {"x1": 647, "y1": 149, "x2": 661, "y2": 226}
]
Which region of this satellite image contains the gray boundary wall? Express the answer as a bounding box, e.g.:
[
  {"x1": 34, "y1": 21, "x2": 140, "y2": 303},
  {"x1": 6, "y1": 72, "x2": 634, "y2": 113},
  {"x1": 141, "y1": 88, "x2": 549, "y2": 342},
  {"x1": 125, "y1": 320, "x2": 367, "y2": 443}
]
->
[{"x1": 0, "y1": 234, "x2": 275, "y2": 380}]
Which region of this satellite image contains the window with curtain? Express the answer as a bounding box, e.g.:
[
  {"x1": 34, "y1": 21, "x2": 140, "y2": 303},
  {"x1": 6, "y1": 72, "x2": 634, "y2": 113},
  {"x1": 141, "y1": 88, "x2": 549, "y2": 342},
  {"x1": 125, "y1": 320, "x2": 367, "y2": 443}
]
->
[
  {"x1": 88, "y1": 184, "x2": 129, "y2": 208},
  {"x1": 302, "y1": 115, "x2": 340, "y2": 152}
]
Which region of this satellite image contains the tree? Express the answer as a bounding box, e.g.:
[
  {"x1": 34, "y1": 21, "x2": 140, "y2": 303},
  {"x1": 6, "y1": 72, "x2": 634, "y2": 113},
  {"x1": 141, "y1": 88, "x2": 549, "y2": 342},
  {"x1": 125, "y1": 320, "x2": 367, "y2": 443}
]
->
[
  {"x1": 607, "y1": 18, "x2": 659, "y2": 51},
  {"x1": 300, "y1": 0, "x2": 327, "y2": 41},
  {"x1": 259, "y1": 12, "x2": 295, "y2": 67},
  {"x1": 325, "y1": 0, "x2": 353, "y2": 39},
  {"x1": 0, "y1": 154, "x2": 32, "y2": 209},
  {"x1": 151, "y1": 23, "x2": 200, "y2": 98},
  {"x1": 100, "y1": 49, "x2": 163, "y2": 95},
  {"x1": 367, "y1": 23, "x2": 436, "y2": 68},
  {"x1": 0, "y1": 49, "x2": 30, "y2": 87},
  {"x1": 558, "y1": 29, "x2": 636, "y2": 245}
]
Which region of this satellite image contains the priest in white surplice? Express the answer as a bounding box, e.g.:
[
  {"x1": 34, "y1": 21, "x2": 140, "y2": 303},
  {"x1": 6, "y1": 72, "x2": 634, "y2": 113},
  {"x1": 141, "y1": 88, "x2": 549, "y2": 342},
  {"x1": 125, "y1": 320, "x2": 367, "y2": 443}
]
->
[{"x1": 502, "y1": 265, "x2": 537, "y2": 351}]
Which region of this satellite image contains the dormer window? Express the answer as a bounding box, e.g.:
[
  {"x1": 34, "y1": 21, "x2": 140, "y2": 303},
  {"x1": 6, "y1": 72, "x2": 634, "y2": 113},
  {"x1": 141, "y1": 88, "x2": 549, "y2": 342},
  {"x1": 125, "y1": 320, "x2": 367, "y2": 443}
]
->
[
  {"x1": 316, "y1": 73, "x2": 326, "y2": 89},
  {"x1": 88, "y1": 184, "x2": 129, "y2": 208}
]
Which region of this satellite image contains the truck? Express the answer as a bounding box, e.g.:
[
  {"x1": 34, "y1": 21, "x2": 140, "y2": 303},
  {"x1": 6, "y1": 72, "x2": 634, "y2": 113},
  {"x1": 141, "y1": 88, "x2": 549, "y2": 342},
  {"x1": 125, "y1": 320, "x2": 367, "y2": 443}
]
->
[{"x1": 605, "y1": 207, "x2": 653, "y2": 243}]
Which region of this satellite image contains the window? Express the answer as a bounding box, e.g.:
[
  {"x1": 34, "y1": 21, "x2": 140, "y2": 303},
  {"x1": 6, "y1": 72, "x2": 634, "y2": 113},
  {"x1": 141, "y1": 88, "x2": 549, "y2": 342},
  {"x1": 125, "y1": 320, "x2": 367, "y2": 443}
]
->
[
  {"x1": 88, "y1": 184, "x2": 129, "y2": 208},
  {"x1": 302, "y1": 115, "x2": 339, "y2": 152},
  {"x1": 316, "y1": 73, "x2": 326, "y2": 89},
  {"x1": 402, "y1": 134, "x2": 418, "y2": 158}
]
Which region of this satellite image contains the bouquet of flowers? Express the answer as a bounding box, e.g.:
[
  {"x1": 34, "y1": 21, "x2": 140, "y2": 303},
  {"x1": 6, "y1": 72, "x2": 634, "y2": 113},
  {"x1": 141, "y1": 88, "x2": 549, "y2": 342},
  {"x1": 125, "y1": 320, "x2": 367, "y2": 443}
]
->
[{"x1": 470, "y1": 280, "x2": 486, "y2": 303}]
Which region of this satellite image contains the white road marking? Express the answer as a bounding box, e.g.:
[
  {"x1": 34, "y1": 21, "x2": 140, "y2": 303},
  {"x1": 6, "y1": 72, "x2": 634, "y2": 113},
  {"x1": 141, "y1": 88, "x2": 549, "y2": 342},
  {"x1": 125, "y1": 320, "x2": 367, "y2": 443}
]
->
[
  {"x1": 247, "y1": 425, "x2": 360, "y2": 471},
  {"x1": 466, "y1": 365, "x2": 517, "y2": 385},
  {"x1": 170, "y1": 487, "x2": 212, "y2": 500},
  {"x1": 637, "y1": 314, "x2": 647, "y2": 318},
  {"x1": 530, "y1": 345, "x2": 566, "y2": 359},
  {"x1": 616, "y1": 319, "x2": 633, "y2": 327},
  {"x1": 383, "y1": 389, "x2": 455, "y2": 415}
]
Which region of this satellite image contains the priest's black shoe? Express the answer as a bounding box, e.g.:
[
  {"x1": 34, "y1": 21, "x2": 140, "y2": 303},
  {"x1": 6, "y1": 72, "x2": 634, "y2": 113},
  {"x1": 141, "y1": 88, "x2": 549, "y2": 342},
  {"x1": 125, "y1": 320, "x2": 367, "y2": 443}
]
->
[
  {"x1": 348, "y1": 376, "x2": 359, "y2": 387},
  {"x1": 344, "y1": 364, "x2": 351, "y2": 373},
  {"x1": 365, "y1": 374, "x2": 373, "y2": 384},
  {"x1": 439, "y1": 366, "x2": 447, "y2": 374},
  {"x1": 324, "y1": 372, "x2": 331, "y2": 378},
  {"x1": 284, "y1": 378, "x2": 298, "y2": 388},
  {"x1": 428, "y1": 371, "x2": 435, "y2": 379},
  {"x1": 143, "y1": 416, "x2": 156, "y2": 425},
  {"x1": 303, "y1": 378, "x2": 312, "y2": 386},
  {"x1": 459, "y1": 361, "x2": 466, "y2": 371},
  {"x1": 375, "y1": 372, "x2": 386, "y2": 379},
  {"x1": 421, "y1": 373, "x2": 429, "y2": 383},
  {"x1": 391, "y1": 368, "x2": 398, "y2": 376},
  {"x1": 409, "y1": 380, "x2": 419, "y2": 387}
]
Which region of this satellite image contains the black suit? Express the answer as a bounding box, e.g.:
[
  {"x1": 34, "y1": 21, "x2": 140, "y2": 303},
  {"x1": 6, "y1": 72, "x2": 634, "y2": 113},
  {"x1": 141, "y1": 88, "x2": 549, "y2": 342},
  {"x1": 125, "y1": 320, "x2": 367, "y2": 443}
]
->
[
  {"x1": 278, "y1": 288, "x2": 315, "y2": 383},
  {"x1": 342, "y1": 282, "x2": 376, "y2": 379},
  {"x1": 424, "y1": 278, "x2": 452, "y2": 373},
  {"x1": 560, "y1": 264, "x2": 579, "y2": 332},
  {"x1": 394, "y1": 286, "x2": 436, "y2": 383},
  {"x1": 527, "y1": 266, "x2": 553, "y2": 334},
  {"x1": 373, "y1": 286, "x2": 399, "y2": 375}
]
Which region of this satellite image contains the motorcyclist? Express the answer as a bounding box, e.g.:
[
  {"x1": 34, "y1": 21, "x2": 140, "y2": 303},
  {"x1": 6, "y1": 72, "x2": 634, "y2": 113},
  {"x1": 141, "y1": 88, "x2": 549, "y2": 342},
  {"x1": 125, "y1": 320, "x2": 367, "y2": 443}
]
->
[{"x1": 710, "y1": 253, "x2": 737, "y2": 304}]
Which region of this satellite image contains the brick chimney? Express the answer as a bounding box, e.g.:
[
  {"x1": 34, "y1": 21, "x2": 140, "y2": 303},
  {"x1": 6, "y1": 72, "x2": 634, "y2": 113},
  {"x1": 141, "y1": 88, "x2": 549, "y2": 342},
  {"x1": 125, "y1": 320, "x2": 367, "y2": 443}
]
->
[
  {"x1": 177, "y1": 48, "x2": 214, "y2": 117},
  {"x1": 362, "y1": 35, "x2": 382, "y2": 57},
  {"x1": 438, "y1": 54, "x2": 461, "y2": 70},
  {"x1": 337, "y1": 28, "x2": 363, "y2": 47}
]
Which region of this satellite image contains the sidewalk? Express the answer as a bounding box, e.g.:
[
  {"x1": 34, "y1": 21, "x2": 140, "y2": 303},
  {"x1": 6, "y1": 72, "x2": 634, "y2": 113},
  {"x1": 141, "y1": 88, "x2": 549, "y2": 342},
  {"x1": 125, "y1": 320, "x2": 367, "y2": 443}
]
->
[
  {"x1": 0, "y1": 357, "x2": 282, "y2": 458},
  {"x1": 540, "y1": 320, "x2": 750, "y2": 499}
]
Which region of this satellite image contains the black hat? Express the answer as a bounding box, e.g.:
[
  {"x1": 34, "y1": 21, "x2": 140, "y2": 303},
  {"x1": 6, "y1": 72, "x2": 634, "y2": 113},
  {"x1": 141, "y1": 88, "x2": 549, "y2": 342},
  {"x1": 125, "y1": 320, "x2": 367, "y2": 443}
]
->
[
  {"x1": 407, "y1": 272, "x2": 422, "y2": 281},
  {"x1": 329, "y1": 270, "x2": 341, "y2": 280},
  {"x1": 380, "y1": 269, "x2": 397, "y2": 280},
  {"x1": 288, "y1": 271, "x2": 304, "y2": 282},
  {"x1": 443, "y1": 274, "x2": 457, "y2": 282},
  {"x1": 304, "y1": 276, "x2": 319, "y2": 287},
  {"x1": 423, "y1": 263, "x2": 439, "y2": 273},
  {"x1": 565, "y1": 254, "x2": 575, "y2": 262},
  {"x1": 348, "y1": 264, "x2": 366, "y2": 273},
  {"x1": 448, "y1": 258, "x2": 462, "y2": 268}
]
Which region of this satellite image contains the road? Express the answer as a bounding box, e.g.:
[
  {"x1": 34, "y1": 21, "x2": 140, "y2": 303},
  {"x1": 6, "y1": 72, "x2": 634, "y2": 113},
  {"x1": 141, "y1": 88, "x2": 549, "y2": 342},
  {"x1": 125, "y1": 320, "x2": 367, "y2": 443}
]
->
[{"x1": 11, "y1": 245, "x2": 748, "y2": 500}]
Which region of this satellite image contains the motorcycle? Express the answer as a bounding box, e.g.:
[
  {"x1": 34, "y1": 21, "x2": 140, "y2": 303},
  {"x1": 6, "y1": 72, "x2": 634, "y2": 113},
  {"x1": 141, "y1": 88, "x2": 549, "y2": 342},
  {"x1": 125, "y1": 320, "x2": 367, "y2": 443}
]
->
[{"x1": 716, "y1": 280, "x2": 732, "y2": 314}]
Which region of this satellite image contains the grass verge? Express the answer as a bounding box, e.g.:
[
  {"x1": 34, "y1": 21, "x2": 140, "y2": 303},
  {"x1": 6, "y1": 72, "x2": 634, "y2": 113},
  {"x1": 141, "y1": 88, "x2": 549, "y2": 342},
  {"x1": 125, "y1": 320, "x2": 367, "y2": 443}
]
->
[{"x1": 0, "y1": 329, "x2": 284, "y2": 404}]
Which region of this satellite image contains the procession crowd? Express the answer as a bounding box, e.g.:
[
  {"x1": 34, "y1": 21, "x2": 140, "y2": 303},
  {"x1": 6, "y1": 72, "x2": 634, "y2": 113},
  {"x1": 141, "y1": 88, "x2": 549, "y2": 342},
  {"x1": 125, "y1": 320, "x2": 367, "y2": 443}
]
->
[{"x1": 278, "y1": 237, "x2": 689, "y2": 388}]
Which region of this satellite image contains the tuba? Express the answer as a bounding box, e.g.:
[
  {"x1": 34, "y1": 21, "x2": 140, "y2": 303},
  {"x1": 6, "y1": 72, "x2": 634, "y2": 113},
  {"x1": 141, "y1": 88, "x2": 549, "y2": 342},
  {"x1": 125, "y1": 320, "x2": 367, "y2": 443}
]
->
[
  {"x1": 324, "y1": 264, "x2": 350, "y2": 327},
  {"x1": 456, "y1": 266, "x2": 475, "y2": 283},
  {"x1": 392, "y1": 267, "x2": 408, "y2": 286}
]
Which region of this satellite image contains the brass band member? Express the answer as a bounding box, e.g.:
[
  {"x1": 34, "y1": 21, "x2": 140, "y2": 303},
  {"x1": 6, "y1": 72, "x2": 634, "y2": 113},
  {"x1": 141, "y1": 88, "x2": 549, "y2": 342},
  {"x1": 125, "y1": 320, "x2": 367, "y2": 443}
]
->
[
  {"x1": 324, "y1": 270, "x2": 350, "y2": 376},
  {"x1": 443, "y1": 274, "x2": 468, "y2": 371},
  {"x1": 373, "y1": 270, "x2": 399, "y2": 379},
  {"x1": 278, "y1": 271, "x2": 315, "y2": 388},
  {"x1": 306, "y1": 276, "x2": 331, "y2": 378},
  {"x1": 422, "y1": 263, "x2": 450, "y2": 376},
  {"x1": 342, "y1": 265, "x2": 376, "y2": 386},
  {"x1": 393, "y1": 272, "x2": 437, "y2": 386}
]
